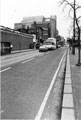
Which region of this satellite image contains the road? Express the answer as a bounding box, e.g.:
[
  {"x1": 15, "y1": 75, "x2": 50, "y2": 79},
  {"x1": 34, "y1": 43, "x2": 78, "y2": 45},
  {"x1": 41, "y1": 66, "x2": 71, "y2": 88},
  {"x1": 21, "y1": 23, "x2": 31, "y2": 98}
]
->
[{"x1": 1, "y1": 47, "x2": 66, "y2": 119}]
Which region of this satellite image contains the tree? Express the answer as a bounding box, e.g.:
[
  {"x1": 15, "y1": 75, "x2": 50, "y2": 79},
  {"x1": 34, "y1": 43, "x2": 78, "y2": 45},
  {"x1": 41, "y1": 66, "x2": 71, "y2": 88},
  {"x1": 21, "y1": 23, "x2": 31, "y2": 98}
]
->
[
  {"x1": 75, "y1": 15, "x2": 81, "y2": 66},
  {"x1": 59, "y1": 0, "x2": 81, "y2": 66}
]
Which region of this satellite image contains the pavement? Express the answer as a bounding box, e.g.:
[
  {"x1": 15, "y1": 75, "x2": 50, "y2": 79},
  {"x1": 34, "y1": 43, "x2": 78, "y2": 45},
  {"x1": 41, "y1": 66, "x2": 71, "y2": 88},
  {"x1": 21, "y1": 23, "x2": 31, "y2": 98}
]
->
[
  {"x1": 11, "y1": 48, "x2": 36, "y2": 54},
  {"x1": 61, "y1": 48, "x2": 81, "y2": 120},
  {"x1": 0, "y1": 49, "x2": 36, "y2": 57}
]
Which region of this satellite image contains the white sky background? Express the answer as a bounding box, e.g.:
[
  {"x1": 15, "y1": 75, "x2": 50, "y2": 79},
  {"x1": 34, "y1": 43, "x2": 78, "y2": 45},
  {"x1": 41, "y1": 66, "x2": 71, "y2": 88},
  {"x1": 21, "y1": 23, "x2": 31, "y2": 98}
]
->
[{"x1": 0, "y1": 0, "x2": 81, "y2": 38}]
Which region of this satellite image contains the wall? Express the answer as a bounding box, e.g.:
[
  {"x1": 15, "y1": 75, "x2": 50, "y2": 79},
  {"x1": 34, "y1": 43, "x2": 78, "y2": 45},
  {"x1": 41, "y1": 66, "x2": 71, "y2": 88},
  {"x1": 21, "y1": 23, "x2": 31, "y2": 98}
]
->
[{"x1": 1, "y1": 30, "x2": 33, "y2": 51}]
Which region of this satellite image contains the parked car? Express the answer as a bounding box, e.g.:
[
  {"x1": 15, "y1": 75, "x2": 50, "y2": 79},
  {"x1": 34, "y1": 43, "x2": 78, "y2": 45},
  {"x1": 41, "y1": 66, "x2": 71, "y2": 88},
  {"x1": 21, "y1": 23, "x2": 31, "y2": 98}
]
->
[{"x1": 39, "y1": 44, "x2": 48, "y2": 52}]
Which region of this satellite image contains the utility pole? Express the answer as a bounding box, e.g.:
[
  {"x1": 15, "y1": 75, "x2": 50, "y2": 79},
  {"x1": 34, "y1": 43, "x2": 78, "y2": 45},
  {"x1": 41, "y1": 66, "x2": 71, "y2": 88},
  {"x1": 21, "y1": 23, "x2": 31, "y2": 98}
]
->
[{"x1": 72, "y1": 0, "x2": 76, "y2": 54}]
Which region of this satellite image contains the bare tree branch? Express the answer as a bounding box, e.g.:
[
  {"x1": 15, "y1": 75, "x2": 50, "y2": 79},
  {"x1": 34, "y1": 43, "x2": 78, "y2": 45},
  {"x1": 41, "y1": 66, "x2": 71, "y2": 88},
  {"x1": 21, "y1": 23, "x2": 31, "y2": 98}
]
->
[
  {"x1": 62, "y1": 2, "x2": 69, "y2": 12},
  {"x1": 78, "y1": 16, "x2": 81, "y2": 19},
  {"x1": 59, "y1": 0, "x2": 66, "y2": 5},
  {"x1": 59, "y1": 0, "x2": 81, "y2": 21},
  {"x1": 77, "y1": 16, "x2": 81, "y2": 20},
  {"x1": 68, "y1": 7, "x2": 73, "y2": 19},
  {"x1": 59, "y1": 0, "x2": 74, "y2": 9},
  {"x1": 76, "y1": 6, "x2": 81, "y2": 10}
]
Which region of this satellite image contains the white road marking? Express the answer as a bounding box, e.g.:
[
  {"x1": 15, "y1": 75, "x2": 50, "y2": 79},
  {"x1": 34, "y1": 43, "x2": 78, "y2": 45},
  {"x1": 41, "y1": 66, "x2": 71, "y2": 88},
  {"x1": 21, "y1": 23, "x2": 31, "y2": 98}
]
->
[
  {"x1": 0, "y1": 67, "x2": 11, "y2": 72},
  {"x1": 0, "y1": 110, "x2": 4, "y2": 114},
  {"x1": 21, "y1": 58, "x2": 34, "y2": 64},
  {"x1": 35, "y1": 51, "x2": 66, "y2": 120}
]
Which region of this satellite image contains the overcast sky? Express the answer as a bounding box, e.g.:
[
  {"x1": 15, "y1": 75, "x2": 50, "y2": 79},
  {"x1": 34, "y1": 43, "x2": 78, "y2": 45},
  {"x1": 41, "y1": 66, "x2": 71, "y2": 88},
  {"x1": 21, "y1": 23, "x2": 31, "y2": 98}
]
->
[{"x1": 0, "y1": 0, "x2": 81, "y2": 38}]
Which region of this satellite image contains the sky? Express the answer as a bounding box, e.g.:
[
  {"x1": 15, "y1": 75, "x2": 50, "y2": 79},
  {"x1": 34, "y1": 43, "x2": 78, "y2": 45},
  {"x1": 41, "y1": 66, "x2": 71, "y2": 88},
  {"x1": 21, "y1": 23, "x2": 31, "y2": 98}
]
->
[{"x1": 0, "y1": 0, "x2": 81, "y2": 38}]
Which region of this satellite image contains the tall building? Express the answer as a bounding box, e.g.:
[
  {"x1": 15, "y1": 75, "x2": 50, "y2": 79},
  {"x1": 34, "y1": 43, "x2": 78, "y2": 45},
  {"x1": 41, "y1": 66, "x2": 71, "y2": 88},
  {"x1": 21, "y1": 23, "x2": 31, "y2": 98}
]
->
[
  {"x1": 22, "y1": 16, "x2": 45, "y2": 26},
  {"x1": 50, "y1": 15, "x2": 57, "y2": 38},
  {"x1": 14, "y1": 15, "x2": 57, "y2": 40}
]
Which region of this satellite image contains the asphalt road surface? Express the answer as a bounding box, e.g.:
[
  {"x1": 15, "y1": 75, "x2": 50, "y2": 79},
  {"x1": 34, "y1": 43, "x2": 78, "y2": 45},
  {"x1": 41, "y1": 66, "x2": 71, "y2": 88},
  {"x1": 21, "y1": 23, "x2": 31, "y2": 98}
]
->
[{"x1": 1, "y1": 47, "x2": 66, "y2": 119}]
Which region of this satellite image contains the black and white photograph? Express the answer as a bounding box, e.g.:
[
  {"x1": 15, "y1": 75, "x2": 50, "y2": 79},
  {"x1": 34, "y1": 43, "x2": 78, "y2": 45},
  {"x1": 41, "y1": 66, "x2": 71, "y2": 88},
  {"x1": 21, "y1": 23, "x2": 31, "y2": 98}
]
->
[{"x1": 0, "y1": 0, "x2": 81, "y2": 119}]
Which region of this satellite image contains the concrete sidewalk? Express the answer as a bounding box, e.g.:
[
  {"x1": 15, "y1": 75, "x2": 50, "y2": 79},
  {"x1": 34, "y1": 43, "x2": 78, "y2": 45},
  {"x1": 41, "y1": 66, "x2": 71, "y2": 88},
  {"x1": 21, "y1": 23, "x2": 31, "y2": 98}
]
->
[
  {"x1": 11, "y1": 48, "x2": 36, "y2": 54},
  {"x1": 61, "y1": 48, "x2": 81, "y2": 120},
  {"x1": 70, "y1": 49, "x2": 81, "y2": 120}
]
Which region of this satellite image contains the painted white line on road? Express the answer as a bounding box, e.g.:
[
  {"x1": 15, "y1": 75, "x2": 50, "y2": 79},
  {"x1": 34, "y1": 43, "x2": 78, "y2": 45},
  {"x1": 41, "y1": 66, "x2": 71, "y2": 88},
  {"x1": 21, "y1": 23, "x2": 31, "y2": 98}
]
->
[
  {"x1": 0, "y1": 67, "x2": 11, "y2": 72},
  {"x1": 21, "y1": 58, "x2": 34, "y2": 64},
  {"x1": 35, "y1": 51, "x2": 66, "y2": 120},
  {"x1": 0, "y1": 110, "x2": 4, "y2": 114}
]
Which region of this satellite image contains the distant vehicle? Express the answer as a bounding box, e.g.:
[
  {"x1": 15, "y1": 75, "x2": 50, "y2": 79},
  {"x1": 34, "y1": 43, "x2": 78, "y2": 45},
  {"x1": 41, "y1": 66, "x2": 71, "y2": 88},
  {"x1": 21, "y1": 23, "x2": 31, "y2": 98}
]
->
[
  {"x1": 43, "y1": 41, "x2": 56, "y2": 50},
  {"x1": 39, "y1": 44, "x2": 48, "y2": 52},
  {"x1": 46, "y1": 37, "x2": 56, "y2": 49}
]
